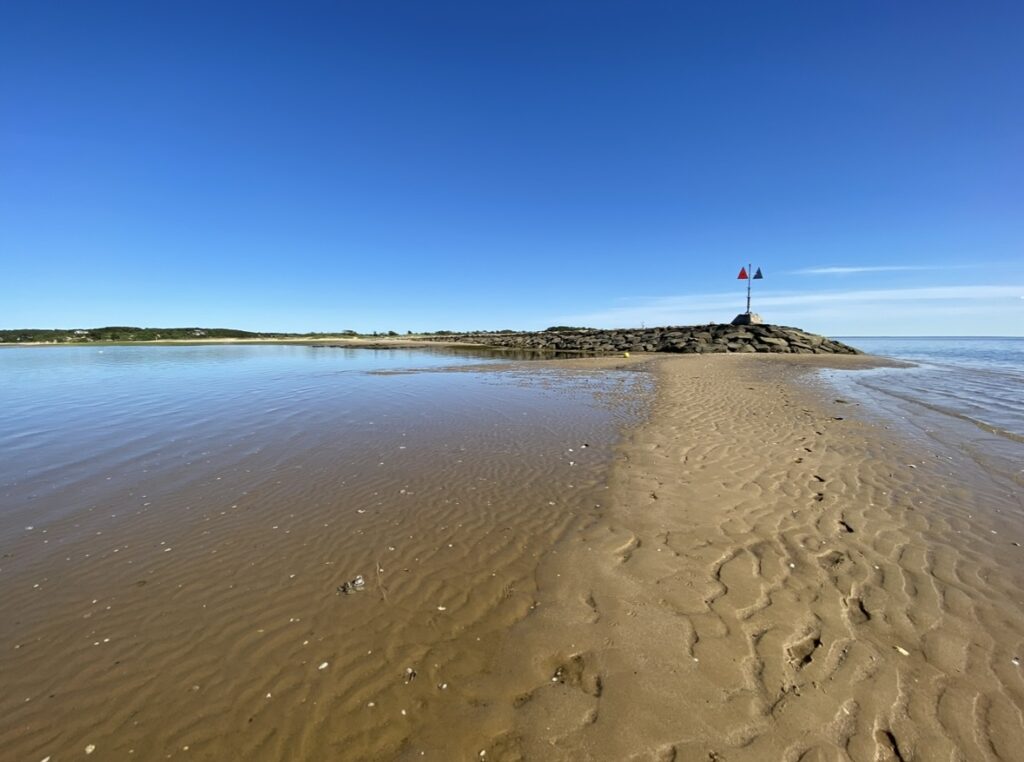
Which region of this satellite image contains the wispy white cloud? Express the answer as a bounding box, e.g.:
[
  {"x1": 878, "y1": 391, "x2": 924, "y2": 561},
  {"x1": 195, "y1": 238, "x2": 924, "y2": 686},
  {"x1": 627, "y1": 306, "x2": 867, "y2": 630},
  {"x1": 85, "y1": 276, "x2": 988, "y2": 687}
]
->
[
  {"x1": 732, "y1": 285, "x2": 1021, "y2": 307},
  {"x1": 551, "y1": 285, "x2": 1024, "y2": 335},
  {"x1": 793, "y1": 264, "x2": 972, "y2": 275}
]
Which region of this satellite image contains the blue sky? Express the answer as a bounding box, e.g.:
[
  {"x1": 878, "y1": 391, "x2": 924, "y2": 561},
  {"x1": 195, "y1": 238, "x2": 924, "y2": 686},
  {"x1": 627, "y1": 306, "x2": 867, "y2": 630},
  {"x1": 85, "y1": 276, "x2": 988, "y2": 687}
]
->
[{"x1": 2, "y1": 2, "x2": 1022, "y2": 336}]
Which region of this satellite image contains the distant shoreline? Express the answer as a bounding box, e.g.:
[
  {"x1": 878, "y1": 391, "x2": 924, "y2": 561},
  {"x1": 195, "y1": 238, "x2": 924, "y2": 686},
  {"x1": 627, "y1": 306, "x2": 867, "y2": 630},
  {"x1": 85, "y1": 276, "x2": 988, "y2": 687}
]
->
[
  {"x1": 0, "y1": 336, "x2": 442, "y2": 348},
  {"x1": 1, "y1": 323, "x2": 866, "y2": 356}
]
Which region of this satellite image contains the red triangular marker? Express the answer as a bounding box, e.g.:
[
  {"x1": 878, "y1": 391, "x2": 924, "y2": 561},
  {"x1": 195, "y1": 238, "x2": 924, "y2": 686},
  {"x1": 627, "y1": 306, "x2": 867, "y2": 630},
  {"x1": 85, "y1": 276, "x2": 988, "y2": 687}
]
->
[
  {"x1": 737, "y1": 267, "x2": 748, "y2": 279},
  {"x1": 753, "y1": 267, "x2": 763, "y2": 279}
]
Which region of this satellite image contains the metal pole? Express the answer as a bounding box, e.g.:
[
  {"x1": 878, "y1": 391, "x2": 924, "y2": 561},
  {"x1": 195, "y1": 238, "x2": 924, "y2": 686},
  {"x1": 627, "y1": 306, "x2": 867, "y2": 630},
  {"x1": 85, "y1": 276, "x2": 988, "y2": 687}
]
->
[{"x1": 746, "y1": 262, "x2": 752, "y2": 313}]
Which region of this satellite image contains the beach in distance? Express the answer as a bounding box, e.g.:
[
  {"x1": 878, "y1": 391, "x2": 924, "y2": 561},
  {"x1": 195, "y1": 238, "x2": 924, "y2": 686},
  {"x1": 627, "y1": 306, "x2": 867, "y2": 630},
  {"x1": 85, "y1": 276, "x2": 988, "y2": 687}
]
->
[{"x1": 1, "y1": 340, "x2": 1022, "y2": 760}]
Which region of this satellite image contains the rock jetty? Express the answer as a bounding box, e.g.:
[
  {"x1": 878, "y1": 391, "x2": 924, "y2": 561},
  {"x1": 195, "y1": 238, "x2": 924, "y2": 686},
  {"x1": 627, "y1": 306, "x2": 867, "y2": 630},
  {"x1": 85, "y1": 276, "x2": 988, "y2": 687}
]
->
[{"x1": 425, "y1": 324, "x2": 860, "y2": 355}]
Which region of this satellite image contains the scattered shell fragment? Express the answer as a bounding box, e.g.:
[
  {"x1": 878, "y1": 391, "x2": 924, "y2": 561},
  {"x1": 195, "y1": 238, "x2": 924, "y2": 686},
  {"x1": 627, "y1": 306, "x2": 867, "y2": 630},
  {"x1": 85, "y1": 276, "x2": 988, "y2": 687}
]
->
[
  {"x1": 318, "y1": 661, "x2": 329, "y2": 670},
  {"x1": 1012, "y1": 657, "x2": 1020, "y2": 666},
  {"x1": 85, "y1": 745, "x2": 96, "y2": 755},
  {"x1": 894, "y1": 646, "x2": 910, "y2": 656},
  {"x1": 337, "y1": 575, "x2": 366, "y2": 595},
  {"x1": 437, "y1": 606, "x2": 447, "y2": 611}
]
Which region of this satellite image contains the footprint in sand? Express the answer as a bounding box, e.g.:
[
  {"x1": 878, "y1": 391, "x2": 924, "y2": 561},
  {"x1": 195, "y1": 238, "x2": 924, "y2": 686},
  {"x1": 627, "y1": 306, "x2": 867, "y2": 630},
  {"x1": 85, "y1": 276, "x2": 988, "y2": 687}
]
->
[
  {"x1": 818, "y1": 550, "x2": 848, "y2": 571},
  {"x1": 787, "y1": 630, "x2": 824, "y2": 670},
  {"x1": 845, "y1": 597, "x2": 871, "y2": 624},
  {"x1": 551, "y1": 653, "x2": 604, "y2": 698},
  {"x1": 614, "y1": 533, "x2": 641, "y2": 563},
  {"x1": 583, "y1": 591, "x2": 600, "y2": 623}
]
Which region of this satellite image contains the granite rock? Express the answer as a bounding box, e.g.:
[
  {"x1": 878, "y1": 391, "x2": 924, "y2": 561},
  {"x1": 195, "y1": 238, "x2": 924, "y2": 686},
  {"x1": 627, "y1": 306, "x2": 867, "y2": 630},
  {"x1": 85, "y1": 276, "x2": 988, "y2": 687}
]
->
[{"x1": 422, "y1": 324, "x2": 860, "y2": 355}]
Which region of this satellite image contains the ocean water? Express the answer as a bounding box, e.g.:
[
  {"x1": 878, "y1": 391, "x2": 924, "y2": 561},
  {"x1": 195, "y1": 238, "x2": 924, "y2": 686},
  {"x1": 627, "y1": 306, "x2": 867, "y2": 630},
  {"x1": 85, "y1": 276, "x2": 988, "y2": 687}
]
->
[
  {"x1": 826, "y1": 336, "x2": 1024, "y2": 484},
  {"x1": 836, "y1": 337, "x2": 1023, "y2": 440}
]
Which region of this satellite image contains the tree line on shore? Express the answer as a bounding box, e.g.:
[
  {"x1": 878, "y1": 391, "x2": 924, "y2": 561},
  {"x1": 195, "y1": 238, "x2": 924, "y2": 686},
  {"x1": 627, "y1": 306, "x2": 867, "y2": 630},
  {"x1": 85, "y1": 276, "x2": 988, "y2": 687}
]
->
[
  {"x1": 0, "y1": 327, "x2": 337, "y2": 343},
  {"x1": 0, "y1": 326, "x2": 537, "y2": 343}
]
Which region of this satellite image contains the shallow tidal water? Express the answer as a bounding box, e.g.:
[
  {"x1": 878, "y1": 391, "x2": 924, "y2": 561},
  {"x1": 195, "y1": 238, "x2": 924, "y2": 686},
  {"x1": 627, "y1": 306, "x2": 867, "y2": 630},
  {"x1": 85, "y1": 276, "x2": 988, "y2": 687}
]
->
[
  {"x1": 827, "y1": 337, "x2": 1024, "y2": 491},
  {"x1": 0, "y1": 344, "x2": 649, "y2": 760},
  {"x1": 836, "y1": 336, "x2": 1023, "y2": 439}
]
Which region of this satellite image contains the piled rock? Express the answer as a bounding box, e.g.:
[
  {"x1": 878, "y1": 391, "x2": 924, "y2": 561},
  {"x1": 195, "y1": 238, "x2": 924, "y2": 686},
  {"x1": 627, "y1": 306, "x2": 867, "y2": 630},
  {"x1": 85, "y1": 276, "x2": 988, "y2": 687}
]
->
[{"x1": 423, "y1": 324, "x2": 860, "y2": 355}]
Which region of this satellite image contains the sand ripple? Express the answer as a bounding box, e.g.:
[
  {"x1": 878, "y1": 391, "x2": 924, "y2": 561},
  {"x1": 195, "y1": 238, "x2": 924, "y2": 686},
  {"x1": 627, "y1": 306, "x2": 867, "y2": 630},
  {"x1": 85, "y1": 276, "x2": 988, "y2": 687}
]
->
[
  {"x1": 0, "y1": 364, "x2": 647, "y2": 761},
  {"x1": 478, "y1": 355, "x2": 1024, "y2": 761}
]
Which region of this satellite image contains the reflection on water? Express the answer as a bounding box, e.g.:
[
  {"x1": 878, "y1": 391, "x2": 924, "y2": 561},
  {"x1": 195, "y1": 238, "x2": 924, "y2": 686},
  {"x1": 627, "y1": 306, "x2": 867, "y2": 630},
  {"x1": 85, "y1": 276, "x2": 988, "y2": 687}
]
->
[
  {"x1": 0, "y1": 345, "x2": 638, "y2": 539},
  {"x1": 313, "y1": 343, "x2": 605, "y2": 361},
  {"x1": 0, "y1": 343, "x2": 649, "y2": 760}
]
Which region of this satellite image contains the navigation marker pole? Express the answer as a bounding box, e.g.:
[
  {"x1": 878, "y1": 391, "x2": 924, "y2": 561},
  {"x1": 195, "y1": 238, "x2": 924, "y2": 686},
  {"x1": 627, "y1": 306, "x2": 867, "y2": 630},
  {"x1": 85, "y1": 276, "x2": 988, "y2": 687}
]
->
[
  {"x1": 745, "y1": 264, "x2": 753, "y2": 313},
  {"x1": 732, "y1": 265, "x2": 764, "y2": 325}
]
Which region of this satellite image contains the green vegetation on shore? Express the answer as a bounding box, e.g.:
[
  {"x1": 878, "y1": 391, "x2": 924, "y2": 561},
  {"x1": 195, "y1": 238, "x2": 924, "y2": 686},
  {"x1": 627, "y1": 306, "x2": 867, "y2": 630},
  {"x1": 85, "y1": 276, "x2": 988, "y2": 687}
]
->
[
  {"x1": 0, "y1": 327, "x2": 361, "y2": 344},
  {"x1": 1, "y1": 327, "x2": 541, "y2": 344}
]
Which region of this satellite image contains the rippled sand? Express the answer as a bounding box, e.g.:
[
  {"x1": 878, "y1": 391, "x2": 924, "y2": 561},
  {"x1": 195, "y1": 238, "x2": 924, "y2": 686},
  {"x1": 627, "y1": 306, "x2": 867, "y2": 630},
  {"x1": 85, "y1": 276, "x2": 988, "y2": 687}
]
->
[
  {"x1": 5, "y1": 353, "x2": 1023, "y2": 761},
  {"x1": 481, "y1": 355, "x2": 1024, "y2": 760},
  {"x1": 0, "y1": 357, "x2": 647, "y2": 761}
]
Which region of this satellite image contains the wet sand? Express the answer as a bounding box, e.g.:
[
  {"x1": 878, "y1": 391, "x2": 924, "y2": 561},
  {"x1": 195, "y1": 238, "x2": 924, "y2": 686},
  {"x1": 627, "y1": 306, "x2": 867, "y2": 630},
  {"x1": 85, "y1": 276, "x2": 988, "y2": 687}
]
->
[
  {"x1": 478, "y1": 354, "x2": 1024, "y2": 760},
  {"x1": 4, "y1": 352, "x2": 1024, "y2": 760},
  {"x1": 0, "y1": 351, "x2": 646, "y2": 761}
]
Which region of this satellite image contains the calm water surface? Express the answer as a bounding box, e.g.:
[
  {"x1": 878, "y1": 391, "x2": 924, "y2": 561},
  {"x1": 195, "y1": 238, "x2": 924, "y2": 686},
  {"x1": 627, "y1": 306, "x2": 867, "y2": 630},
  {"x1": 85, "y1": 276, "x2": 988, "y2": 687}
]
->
[
  {"x1": 836, "y1": 337, "x2": 1024, "y2": 439},
  {"x1": 0, "y1": 344, "x2": 640, "y2": 541},
  {"x1": 0, "y1": 343, "x2": 651, "y2": 760},
  {"x1": 828, "y1": 337, "x2": 1024, "y2": 485}
]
